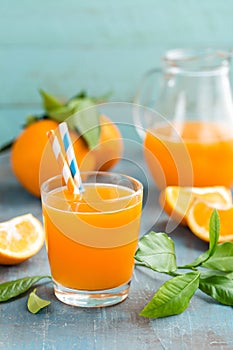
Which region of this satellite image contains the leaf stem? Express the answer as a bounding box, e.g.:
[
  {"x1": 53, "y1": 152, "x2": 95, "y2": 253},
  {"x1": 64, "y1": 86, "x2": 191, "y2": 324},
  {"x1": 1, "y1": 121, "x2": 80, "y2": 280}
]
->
[
  {"x1": 177, "y1": 265, "x2": 199, "y2": 271},
  {"x1": 135, "y1": 262, "x2": 180, "y2": 277}
]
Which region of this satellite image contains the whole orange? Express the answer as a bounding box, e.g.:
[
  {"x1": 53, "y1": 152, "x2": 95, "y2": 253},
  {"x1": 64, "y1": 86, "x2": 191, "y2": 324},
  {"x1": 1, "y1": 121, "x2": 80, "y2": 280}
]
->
[
  {"x1": 11, "y1": 119, "x2": 59, "y2": 197},
  {"x1": 92, "y1": 115, "x2": 123, "y2": 171},
  {"x1": 11, "y1": 119, "x2": 96, "y2": 197},
  {"x1": 11, "y1": 116, "x2": 123, "y2": 197}
]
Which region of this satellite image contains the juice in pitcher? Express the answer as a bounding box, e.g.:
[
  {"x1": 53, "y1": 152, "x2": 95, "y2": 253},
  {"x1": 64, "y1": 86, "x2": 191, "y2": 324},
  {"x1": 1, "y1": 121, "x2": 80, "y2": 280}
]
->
[
  {"x1": 135, "y1": 49, "x2": 233, "y2": 188},
  {"x1": 41, "y1": 172, "x2": 143, "y2": 307},
  {"x1": 144, "y1": 121, "x2": 233, "y2": 188}
]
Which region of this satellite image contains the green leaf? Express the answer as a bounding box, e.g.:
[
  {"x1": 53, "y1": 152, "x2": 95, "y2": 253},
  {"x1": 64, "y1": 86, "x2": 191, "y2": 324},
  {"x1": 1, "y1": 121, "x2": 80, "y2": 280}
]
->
[
  {"x1": 25, "y1": 115, "x2": 40, "y2": 127},
  {"x1": 67, "y1": 98, "x2": 100, "y2": 150},
  {"x1": 48, "y1": 105, "x2": 76, "y2": 122},
  {"x1": 70, "y1": 90, "x2": 87, "y2": 99},
  {"x1": 135, "y1": 231, "x2": 177, "y2": 273},
  {"x1": 199, "y1": 274, "x2": 233, "y2": 306},
  {"x1": 0, "y1": 276, "x2": 51, "y2": 302},
  {"x1": 200, "y1": 269, "x2": 233, "y2": 279},
  {"x1": 182, "y1": 251, "x2": 210, "y2": 269},
  {"x1": 46, "y1": 95, "x2": 101, "y2": 149},
  {"x1": 69, "y1": 90, "x2": 111, "y2": 103},
  {"x1": 40, "y1": 89, "x2": 63, "y2": 112},
  {"x1": 27, "y1": 288, "x2": 51, "y2": 314},
  {"x1": 208, "y1": 209, "x2": 220, "y2": 255},
  {"x1": 201, "y1": 242, "x2": 233, "y2": 272},
  {"x1": 181, "y1": 210, "x2": 220, "y2": 269},
  {"x1": 140, "y1": 271, "x2": 200, "y2": 318}
]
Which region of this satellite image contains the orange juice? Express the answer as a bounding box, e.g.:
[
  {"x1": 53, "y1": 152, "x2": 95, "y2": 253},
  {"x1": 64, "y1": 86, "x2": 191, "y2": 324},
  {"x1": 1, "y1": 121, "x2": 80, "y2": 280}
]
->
[
  {"x1": 41, "y1": 174, "x2": 143, "y2": 301},
  {"x1": 144, "y1": 121, "x2": 233, "y2": 188}
]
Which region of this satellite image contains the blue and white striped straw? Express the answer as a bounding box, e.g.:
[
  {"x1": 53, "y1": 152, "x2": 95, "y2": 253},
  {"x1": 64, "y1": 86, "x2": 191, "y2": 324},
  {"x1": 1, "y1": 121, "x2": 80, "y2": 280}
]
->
[
  {"x1": 59, "y1": 122, "x2": 84, "y2": 192},
  {"x1": 47, "y1": 130, "x2": 80, "y2": 195}
]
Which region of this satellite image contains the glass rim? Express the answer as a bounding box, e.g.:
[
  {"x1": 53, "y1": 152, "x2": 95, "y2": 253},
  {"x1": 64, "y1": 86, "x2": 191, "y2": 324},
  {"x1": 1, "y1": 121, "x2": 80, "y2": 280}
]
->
[
  {"x1": 163, "y1": 48, "x2": 233, "y2": 63},
  {"x1": 162, "y1": 48, "x2": 232, "y2": 76},
  {"x1": 40, "y1": 171, "x2": 143, "y2": 204}
]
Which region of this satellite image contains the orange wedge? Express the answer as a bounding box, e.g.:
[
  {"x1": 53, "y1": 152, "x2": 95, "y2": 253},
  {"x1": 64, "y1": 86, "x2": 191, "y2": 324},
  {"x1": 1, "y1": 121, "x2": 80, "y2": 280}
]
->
[
  {"x1": 159, "y1": 186, "x2": 232, "y2": 225},
  {"x1": 187, "y1": 200, "x2": 233, "y2": 242},
  {"x1": 0, "y1": 214, "x2": 45, "y2": 265}
]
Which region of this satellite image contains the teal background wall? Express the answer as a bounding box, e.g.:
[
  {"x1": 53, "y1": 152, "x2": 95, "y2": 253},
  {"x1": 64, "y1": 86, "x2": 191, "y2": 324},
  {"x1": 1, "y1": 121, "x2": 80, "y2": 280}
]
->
[{"x1": 1, "y1": 0, "x2": 233, "y2": 146}]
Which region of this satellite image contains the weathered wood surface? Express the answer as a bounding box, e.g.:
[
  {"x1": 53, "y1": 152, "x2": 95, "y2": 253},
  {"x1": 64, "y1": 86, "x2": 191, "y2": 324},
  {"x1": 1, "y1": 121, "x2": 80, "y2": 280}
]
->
[{"x1": 1, "y1": 149, "x2": 233, "y2": 350}]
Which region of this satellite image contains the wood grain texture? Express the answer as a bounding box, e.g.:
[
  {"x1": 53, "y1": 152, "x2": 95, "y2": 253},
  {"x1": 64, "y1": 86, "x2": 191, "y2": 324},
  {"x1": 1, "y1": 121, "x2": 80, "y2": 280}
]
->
[
  {"x1": 1, "y1": 148, "x2": 233, "y2": 350},
  {"x1": 1, "y1": 0, "x2": 233, "y2": 145}
]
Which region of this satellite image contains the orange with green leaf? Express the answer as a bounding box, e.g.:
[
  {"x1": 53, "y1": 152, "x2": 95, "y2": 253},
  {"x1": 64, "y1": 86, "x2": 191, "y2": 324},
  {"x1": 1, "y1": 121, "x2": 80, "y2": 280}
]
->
[{"x1": 7, "y1": 91, "x2": 123, "y2": 197}]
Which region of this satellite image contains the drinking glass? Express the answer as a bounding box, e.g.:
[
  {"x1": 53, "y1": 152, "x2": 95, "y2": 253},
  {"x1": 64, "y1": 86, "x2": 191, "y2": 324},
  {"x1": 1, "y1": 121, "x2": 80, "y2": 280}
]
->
[{"x1": 41, "y1": 171, "x2": 143, "y2": 307}]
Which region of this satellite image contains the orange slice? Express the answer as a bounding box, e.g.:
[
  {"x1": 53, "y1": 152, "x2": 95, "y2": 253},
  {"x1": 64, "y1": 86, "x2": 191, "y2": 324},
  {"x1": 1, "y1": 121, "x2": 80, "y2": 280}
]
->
[
  {"x1": 159, "y1": 186, "x2": 232, "y2": 225},
  {"x1": 0, "y1": 214, "x2": 45, "y2": 265},
  {"x1": 187, "y1": 200, "x2": 233, "y2": 242}
]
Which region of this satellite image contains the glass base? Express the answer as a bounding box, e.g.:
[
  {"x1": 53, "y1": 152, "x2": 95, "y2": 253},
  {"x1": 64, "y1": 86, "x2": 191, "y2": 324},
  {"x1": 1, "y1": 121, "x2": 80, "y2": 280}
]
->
[{"x1": 53, "y1": 280, "x2": 131, "y2": 307}]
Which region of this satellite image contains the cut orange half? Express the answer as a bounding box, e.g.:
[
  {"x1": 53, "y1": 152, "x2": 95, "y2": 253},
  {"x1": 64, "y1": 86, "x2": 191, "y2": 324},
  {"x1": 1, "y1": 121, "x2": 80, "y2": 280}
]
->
[
  {"x1": 187, "y1": 200, "x2": 233, "y2": 243},
  {"x1": 159, "y1": 186, "x2": 232, "y2": 225},
  {"x1": 0, "y1": 214, "x2": 45, "y2": 265}
]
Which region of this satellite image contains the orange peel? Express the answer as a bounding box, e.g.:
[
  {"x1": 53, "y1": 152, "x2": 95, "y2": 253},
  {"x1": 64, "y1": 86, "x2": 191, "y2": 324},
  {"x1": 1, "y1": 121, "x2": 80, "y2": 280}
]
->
[{"x1": 159, "y1": 186, "x2": 232, "y2": 225}]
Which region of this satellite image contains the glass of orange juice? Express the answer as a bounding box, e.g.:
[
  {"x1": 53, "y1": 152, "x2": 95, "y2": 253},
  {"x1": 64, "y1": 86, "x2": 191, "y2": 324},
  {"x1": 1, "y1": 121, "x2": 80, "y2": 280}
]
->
[{"x1": 41, "y1": 171, "x2": 143, "y2": 307}]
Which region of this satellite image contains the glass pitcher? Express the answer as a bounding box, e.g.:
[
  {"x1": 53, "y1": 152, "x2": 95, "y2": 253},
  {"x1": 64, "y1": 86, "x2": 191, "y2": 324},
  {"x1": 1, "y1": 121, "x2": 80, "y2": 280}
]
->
[{"x1": 134, "y1": 48, "x2": 233, "y2": 188}]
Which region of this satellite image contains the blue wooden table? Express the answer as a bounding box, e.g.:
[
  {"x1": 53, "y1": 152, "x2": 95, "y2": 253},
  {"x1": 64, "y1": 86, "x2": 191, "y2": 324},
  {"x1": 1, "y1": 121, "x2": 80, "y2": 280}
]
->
[{"x1": 1, "y1": 141, "x2": 233, "y2": 350}]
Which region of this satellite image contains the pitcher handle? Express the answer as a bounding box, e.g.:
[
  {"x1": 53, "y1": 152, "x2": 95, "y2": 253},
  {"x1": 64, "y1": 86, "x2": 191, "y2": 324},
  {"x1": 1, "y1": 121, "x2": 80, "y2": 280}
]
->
[{"x1": 133, "y1": 68, "x2": 162, "y2": 140}]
